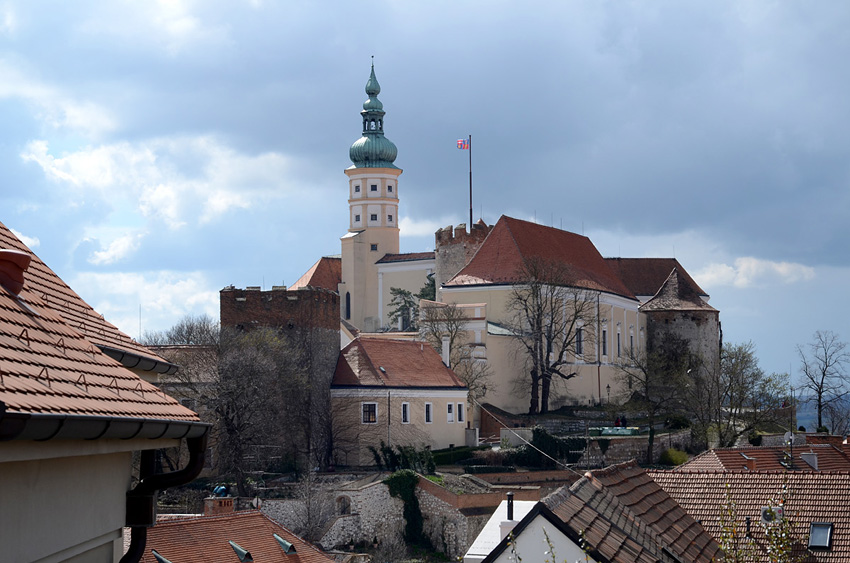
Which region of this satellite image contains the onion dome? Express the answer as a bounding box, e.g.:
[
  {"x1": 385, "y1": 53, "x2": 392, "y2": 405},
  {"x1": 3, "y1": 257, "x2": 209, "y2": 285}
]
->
[{"x1": 349, "y1": 62, "x2": 399, "y2": 169}]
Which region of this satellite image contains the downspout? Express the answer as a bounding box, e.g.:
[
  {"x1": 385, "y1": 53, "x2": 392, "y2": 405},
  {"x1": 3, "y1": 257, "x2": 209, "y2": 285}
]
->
[
  {"x1": 387, "y1": 390, "x2": 391, "y2": 446},
  {"x1": 596, "y1": 293, "x2": 601, "y2": 405},
  {"x1": 120, "y1": 431, "x2": 209, "y2": 563}
]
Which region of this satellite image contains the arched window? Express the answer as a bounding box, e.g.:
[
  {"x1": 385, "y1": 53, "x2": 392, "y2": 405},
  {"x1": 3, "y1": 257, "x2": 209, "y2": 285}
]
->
[
  {"x1": 337, "y1": 496, "x2": 352, "y2": 515},
  {"x1": 345, "y1": 292, "x2": 351, "y2": 320},
  {"x1": 370, "y1": 120, "x2": 376, "y2": 130}
]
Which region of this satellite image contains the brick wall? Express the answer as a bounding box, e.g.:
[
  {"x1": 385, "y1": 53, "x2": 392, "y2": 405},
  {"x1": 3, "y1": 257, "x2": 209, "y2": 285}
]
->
[
  {"x1": 220, "y1": 285, "x2": 339, "y2": 331},
  {"x1": 434, "y1": 222, "x2": 491, "y2": 289}
]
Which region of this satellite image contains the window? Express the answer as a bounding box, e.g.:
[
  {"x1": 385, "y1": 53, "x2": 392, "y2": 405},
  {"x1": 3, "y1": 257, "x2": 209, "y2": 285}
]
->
[
  {"x1": 809, "y1": 523, "x2": 833, "y2": 549},
  {"x1": 630, "y1": 333, "x2": 634, "y2": 351},
  {"x1": 354, "y1": 185, "x2": 360, "y2": 192},
  {"x1": 617, "y1": 332, "x2": 621, "y2": 357},
  {"x1": 371, "y1": 184, "x2": 378, "y2": 191},
  {"x1": 370, "y1": 214, "x2": 378, "y2": 221},
  {"x1": 447, "y1": 403, "x2": 454, "y2": 423},
  {"x1": 401, "y1": 402, "x2": 410, "y2": 424},
  {"x1": 362, "y1": 403, "x2": 377, "y2": 424},
  {"x1": 457, "y1": 403, "x2": 465, "y2": 423},
  {"x1": 388, "y1": 214, "x2": 393, "y2": 222},
  {"x1": 345, "y1": 292, "x2": 351, "y2": 320},
  {"x1": 354, "y1": 214, "x2": 360, "y2": 222},
  {"x1": 425, "y1": 403, "x2": 432, "y2": 423},
  {"x1": 388, "y1": 185, "x2": 393, "y2": 192},
  {"x1": 602, "y1": 329, "x2": 608, "y2": 356},
  {"x1": 576, "y1": 328, "x2": 583, "y2": 355},
  {"x1": 370, "y1": 244, "x2": 378, "y2": 251}
]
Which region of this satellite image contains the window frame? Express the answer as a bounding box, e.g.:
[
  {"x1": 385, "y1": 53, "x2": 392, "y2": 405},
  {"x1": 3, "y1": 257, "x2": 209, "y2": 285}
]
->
[
  {"x1": 457, "y1": 403, "x2": 465, "y2": 423},
  {"x1": 370, "y1": 184, "x2": 378, "y2": 192},
  {"x1": 361, "y1": 402, "x2": 378, "y2": 424},
  {"x1": 425, "y1": 402, "x2": 433, "y2": 424},
  {"x1": 809, "y1": 522, "x2": 833, "y2": 550},
  {"x1": 447, "y1": 403, "x2": 454, "y2": 423},
  {"x1": 602, "y1": 328, "x2": 608, "y2": 356},
  {"x1": 401, "y1": 402, "x2": 410, "y2": 424}
]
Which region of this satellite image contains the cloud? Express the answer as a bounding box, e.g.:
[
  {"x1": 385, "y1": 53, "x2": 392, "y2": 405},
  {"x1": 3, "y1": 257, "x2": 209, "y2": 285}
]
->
[
  {"x1": 21, "y1": 136, "x2": 297, "y2": 229},
  {"x1": 695, "y1": 257, "x2": 815, "y2": 289},
  {"x1": 10, "y1": 228, "x2": 39, "y2": 248},
  {"x1": 88, "y1": 232, "x2": 146, "y2": 265},
  {"x1": 0, "y1": 60, "x2": 115, "y2": 138},
  {"x1": 400, "y1": 216, "x2": 463, "y2": 238},
  {"x1": 70, "y1": 270, "x2": 220, "y2": 340}
]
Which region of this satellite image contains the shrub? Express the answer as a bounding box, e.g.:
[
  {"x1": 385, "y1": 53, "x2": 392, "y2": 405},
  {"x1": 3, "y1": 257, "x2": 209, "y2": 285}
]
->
[{"x1": 658, "y1": 448, "x2": 689, "y2": 466}]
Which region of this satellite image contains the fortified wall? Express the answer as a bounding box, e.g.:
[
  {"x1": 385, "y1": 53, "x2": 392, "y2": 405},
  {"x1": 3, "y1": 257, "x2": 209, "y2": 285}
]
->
[
  {"x1": 220, "y1": 285, "x2": 339, "y2": 331},
  {"x1": 434, "y1": 220, "x2": 492, "y2": 290}
]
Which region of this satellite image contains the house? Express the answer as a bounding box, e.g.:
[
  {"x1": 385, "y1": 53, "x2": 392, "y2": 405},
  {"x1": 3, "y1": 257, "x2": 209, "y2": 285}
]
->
[
  {"x1": 464, "y1": 461, "x2": 719, "y2": 563},
  {"x1": 677, "y1": 444, "x2": 850, "y2": 472},
  {"x1": 141, "y1": 509, "x2": 334, "y2": 563},
  {"x1": 650, "y1": 469, "x2": 850, "y2": 561},
  {"x1": 0, "y1": 222, "x2": 209, "y2": 563},
  {"x1": 330, "y1": 336, "x2": 469, "y2": 466}
]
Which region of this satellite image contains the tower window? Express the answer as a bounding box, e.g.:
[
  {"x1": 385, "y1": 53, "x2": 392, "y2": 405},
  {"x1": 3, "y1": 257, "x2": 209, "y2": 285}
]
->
[
  {"x1": 388, "y1": 185, "x2": 393, "y2": 192},
  {"x1": 355, "y1": 185, "x2": 360, "y2": 192},
  {"x1": 354, "y1": 214, "x2": 360, "y2": 222},
  {"x1": 370, "y1": 214, "x2": 378, "y2": 221},
  {"x1": 388, "y1": 214, "x2": 393, "y2": 222},
  {"x1": 370, "y1": 244, "x2": 378, "y2": 251},
  {"x1": 345, "y1": 292, "x2": 351, "y2": 319},
  {"x1": 602, "y1": 329, "x2": 608, "y2": 356},
  {"x1": 371, "y1": 184, "x2": 378, "y2": 191}
]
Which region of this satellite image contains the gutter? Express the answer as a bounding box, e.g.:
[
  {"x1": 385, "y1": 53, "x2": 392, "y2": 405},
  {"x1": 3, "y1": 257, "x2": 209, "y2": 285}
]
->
[{"x1": 98, "y1": 345, "x2": 179, "y2": 376}]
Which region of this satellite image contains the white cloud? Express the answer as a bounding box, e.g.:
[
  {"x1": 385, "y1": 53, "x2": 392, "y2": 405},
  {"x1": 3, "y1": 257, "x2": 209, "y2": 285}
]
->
[
  {"x1": 695, "y1": 257, "x2": 815, "y2": 289},
  {"x1": 10, "y1": 228, "x2": 39, "y2": 248},
  {"x1": 71, "y1": 270, "x2": 219, "y2": 340},
  {"x1": 0, "y1": 60, "x2": 115, "y2": 138},
  {"x1": 0, "y1": 3, "x2": 17, "y2": 35},
  {"x1": 400, "y1": 216, "x2": 463, "y2": 238},
  {"x1": 88, "y1": 232, "x2": 147, "y2": 265},
  {"x1": 21, "y1": 136, "x2": 296, "y2": 229}
]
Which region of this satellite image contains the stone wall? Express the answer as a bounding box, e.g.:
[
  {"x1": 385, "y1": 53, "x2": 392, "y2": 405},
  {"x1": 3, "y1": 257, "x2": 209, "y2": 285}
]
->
[
  {"x1": 220, "y1": 285, "x2": 339, "y2": 331},
  {"x1": 577, "y1": 430, "x2": 692, "y2": 466},
  {"x1": 646, "y1": 309, "x2": 721, "y2": 372},
  {"x1": 434, "y1": 222, "x2": 491, "y2": 290}
]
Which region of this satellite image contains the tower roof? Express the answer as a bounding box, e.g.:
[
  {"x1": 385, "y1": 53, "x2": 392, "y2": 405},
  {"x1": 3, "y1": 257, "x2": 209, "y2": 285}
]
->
[{"x1": 349, "y1": 62, "x2": 399, "y2": 169}]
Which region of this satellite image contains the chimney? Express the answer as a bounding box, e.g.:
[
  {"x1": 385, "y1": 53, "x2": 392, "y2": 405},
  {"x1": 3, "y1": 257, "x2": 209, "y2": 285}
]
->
[
  {"x1": 499, "y1": 492, "x2": 516, "y2": 540},
  {"x1": 441, "y1": 336, "x2": 450, "y2": 367},
  {"x1": 204, "y1": 496, "x2": 236, "y2": 516},
  {"x1": 0, "y1": 249, "x2": 31, "y2": 296},
  {"x1": 744, "y1": 458, "x2": 756, "y2": 471}
]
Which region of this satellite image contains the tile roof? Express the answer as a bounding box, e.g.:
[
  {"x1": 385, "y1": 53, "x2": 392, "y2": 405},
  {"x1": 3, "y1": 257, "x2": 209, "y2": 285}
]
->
[
  {"x1": 0, "y1": 224, "x2": 198, "y2": 424},
  {"x1": 650, "y1": 469, "x2": 850, "y2": 562},
  {"x1": 677, "y1": 444, "x2": 850, "y2": 472},
  {"x1": 604, "y1": 258, "x2": 708, "y2": 298},
  {"x1": 545, "y1": 461, "x2": 720, "y2": 562},
  {"x1": 289, "y1": 256, "x2": 342, "y2": 292},
  {"x1": 640, "y1": 268, "x2": 717, "y2": 312},
  {"x1": 376, "y1": 251, "x2": 436, "y2": 263},
  {"x1": 445, "y1": 216, "x2": 636, "y2": 300},
  {"x1": 0, "y1": 220, "x2": 175, "y2": 373},
  {"x1": 331, "y1": 337, "x2": 467, "y2": 389},
  {"x1": 141, "y1": 510, "x2": 334, "y2": 563}
]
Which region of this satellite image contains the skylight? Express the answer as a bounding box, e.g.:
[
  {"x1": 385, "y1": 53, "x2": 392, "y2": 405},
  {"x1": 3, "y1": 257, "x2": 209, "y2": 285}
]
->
[{"x1": 809, "y1": 522, "x2": 833, "y2": 550}]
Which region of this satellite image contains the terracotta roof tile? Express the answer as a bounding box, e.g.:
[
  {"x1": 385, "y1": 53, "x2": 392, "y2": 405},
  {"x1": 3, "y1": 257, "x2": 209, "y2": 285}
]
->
[
  {"x1": 141, "y1": 510, "x2": 334, "y2": 563},
  {"x1": 331, "y1": 337, "x2": 466, "y2": 388},
  {"x1": 641, "y1": 268, "x2": 717, "y2": 312},
  {"x1": 678, "y1": 444, "x2": 850, "y2": 472},
  {"x1": 289, "y1": 256, "x2": 342, "y2": 292},
  {"x1": 0, "y1": 220, "x2": 174, "y2": 370},
  {"x1": 650, "y1": 469, "x2": 850, "y2": 562},
  {"x1": 445, "y1": 216, "x2": 636, "y2": 300},
  {"x1": 605, "y1": 258, "x2": 708, "y2": 298}
]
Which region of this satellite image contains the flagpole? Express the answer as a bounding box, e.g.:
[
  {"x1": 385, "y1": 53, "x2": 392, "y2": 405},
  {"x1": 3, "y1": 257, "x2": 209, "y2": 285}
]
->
[{"x1": 468, "y1": 134, "x2": 473, "y2": 227}]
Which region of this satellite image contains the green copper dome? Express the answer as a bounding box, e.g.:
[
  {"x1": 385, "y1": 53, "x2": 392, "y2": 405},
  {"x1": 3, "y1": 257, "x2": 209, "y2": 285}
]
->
[{"x1": 349, "y1": 63, "x2": 398, "y2": 169}]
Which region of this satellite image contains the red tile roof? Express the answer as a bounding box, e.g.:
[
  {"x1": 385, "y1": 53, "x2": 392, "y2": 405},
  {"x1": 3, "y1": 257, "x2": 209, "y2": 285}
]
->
[
  {"x1": 445, "y1": 216, "x2": 636, "y2": 300},
  {"x1": 0, "y1": 223, "x2": 198, "y2": 423},
  {"x1": 141, "y1": 510, "x2": 333, "y2": 563},
  {"x1": 331, "y1": 337, "x2": 466, "y2": 388},
  {"x1": 678, "y1": 444, "x2": 850, "y2": 472},
  {"x1": 0, "y1": 220, "x2": 176, "y2": 372},
  {"x1": 640, "y1": 268, "x2": 718, "y2": 312},
  {"x1": 545, "y1": 461, "x2": 719, "y2": 562},
  {"x1": 376, "y1": 251, "x2": 435, "y2": 263},
  {"x1": 290, "y1": 256, "x2": 342, "y2": 292},
  {"x1": 605, "y1": 257, "x2": 708, "y2": 298},
  {"x1": 650, "y1": 469, "x2": 850, "y2": 562}
]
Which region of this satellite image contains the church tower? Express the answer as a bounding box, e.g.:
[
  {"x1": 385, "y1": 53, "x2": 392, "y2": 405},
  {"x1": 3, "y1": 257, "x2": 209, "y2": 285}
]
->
[{"x1": 339, "y1": 63, "x2": 403, "y2": 331}]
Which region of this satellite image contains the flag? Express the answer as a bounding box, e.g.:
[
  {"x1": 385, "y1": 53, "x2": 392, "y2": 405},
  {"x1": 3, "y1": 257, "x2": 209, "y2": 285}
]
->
[{"x1": 457, "y1": 138, "x2": 469, "y2": 150}]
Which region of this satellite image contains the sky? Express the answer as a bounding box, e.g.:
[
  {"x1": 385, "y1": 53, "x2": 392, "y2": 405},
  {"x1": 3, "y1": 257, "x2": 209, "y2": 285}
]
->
[{"x1": 0, "y1": 1, "x2": 848, "y2": 381}]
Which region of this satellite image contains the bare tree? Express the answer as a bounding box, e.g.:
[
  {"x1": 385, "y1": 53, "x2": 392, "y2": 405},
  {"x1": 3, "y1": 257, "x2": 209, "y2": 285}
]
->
[
  {"x1": 288, "y1": 472, "x2": 336, "y2": 542},
  {"x1": 798, "y1": 330, "x2": 849, "y2": 430},
  {"x1": 419, "y1": 301, "x2": 493, "y2": 401},
  {"x1": 615, "y1": 331, "x2": 695, "y2": 463},
  {"x1": 505, "y1": 257, "x2": 597, "y2": 414},
  {"x1": 141, "y1": 313, "x2": 219, "y2": 346}
]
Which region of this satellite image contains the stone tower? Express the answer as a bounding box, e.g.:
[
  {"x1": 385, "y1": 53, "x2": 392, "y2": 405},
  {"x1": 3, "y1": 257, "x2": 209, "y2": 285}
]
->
[{"x1": 339, "y1": 63, "x2": 403, "y2": 331}]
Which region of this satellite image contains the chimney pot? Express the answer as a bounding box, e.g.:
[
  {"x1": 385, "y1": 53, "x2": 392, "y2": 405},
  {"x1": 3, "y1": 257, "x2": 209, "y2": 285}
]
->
[{"x1": 0, "y1": 249, "x2": 32, "y2": 296}]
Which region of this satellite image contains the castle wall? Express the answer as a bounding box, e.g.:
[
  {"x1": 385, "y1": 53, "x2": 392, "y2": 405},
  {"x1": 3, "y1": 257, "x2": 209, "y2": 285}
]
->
[
  {"x1": 645, "y1": 309, "x2": 721, "y2": 372},
  {"x1": 434, "y1": 222, "x2": 491, "y2": 291},
  {"x1": 220, "y1": 285, "x2": 339, "y2": 331}
]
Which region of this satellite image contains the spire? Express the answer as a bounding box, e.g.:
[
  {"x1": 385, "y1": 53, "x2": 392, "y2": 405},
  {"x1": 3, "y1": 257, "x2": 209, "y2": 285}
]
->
[{"x1": 349, "y1": 59, "x2": 398, "y2": 169}]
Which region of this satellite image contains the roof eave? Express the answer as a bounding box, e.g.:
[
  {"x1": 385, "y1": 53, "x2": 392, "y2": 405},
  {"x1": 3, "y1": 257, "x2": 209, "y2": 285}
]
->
[
  {"x1": 0, "y1": 411, "x2": 210, "y2": 442},
  {"x1": 98, "y1": 344, "x2": 179, "y2": 375}
]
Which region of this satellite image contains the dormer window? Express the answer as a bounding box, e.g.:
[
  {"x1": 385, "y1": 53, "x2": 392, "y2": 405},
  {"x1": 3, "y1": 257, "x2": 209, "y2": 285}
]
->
[{"x1": 809, "y1": 522, "x2": 833, "y2": 549}]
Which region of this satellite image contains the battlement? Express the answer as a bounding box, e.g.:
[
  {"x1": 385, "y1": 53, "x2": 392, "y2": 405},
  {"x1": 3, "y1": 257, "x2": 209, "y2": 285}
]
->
[
  {"x1": 220, "y1": 285, "x2": 339, "y2": 331},
  {"x1": 435, "y1": 219, "x2": 491, "y2": 247},
  {"x1": 433, "y1": 220, "x2": 492, "y2": 291}
]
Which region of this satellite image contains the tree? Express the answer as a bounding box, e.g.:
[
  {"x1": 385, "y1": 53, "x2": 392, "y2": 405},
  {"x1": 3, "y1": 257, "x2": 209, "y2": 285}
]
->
[
  {"x1": 419, "y1": 301, "x2": 493, "y2": 401},
  {"x1": 615, "y1": 331, "x2": 696, "y2": 464},
  {"x1": 140, "y1": 313, "x2": 219, "y2": 346},
  {"x1": 798, "y1": 330, "x2": 849, "y2": 430},
  {"x1": 689, "y1": 342, "x2": 789, "y2": 448},
  {"x1": 387, "y1": 275, "x2": 436, "y2": 331},
  {"x1": 505, "y1": 257, "x2": 597, "y2": 414}
]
